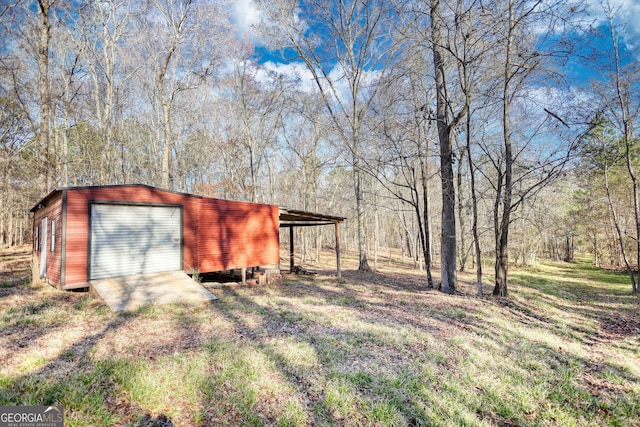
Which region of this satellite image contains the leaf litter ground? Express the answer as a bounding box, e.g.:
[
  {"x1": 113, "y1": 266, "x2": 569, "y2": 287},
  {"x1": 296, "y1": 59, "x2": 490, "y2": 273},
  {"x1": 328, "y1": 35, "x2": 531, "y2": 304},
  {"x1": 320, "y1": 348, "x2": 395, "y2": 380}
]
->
[{"x1": 1, "y1": 247, "x2": 638, "y2": 426}]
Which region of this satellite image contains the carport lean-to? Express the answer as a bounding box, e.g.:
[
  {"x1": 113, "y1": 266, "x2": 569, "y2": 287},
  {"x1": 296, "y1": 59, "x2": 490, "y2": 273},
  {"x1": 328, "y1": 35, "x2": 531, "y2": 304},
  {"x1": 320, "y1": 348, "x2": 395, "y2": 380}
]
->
[
  {"x1": 278, "y1": 208, "x2": 345, "y2": 279},
  {"x1": 30, "y1": 185, "x2": 345, "y2": 290}
]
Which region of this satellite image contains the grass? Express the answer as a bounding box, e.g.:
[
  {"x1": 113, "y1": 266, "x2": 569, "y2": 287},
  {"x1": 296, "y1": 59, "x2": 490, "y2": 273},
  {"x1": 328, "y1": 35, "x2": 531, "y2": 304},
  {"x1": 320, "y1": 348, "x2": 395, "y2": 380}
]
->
[{"x1": 0, "y1": 247, "x2": 639, "y2": 426}]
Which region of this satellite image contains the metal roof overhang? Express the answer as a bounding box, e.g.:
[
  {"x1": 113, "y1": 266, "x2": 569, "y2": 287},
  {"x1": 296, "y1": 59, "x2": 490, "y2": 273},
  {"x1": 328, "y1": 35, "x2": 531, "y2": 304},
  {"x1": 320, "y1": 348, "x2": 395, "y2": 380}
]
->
[
  {"x1": 278, "y1": 208, "x2": 345, "y2": 227},
  {"x1": 278, "y1": 208, "x2": 345, "y2": 278}
]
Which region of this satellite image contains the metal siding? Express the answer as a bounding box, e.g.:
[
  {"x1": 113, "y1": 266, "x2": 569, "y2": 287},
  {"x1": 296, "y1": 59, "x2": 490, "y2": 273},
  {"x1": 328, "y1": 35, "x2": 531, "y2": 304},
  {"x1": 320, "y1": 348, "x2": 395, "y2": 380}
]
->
[
  {"x1": 64, "y1": 190, "x2": 90, "y2": 285},
  {"x1": 90, "y1": 204, "x2": 182, "y2": 280},
  {"x1": 31, "y1": 191, "x2": 63, "y2": 286},
  {"x1": 60, "y1": 190, "x2": 67, "y2": 285},
  {"x1": 198, "y1": 198, "x2": 280, "y2": 272},
  {"x1": 33, "y1": 185, "x2": 280, "y2": 285},
  {"x1": 62, "y1": 186, "x2": 199, "y2": 286}
]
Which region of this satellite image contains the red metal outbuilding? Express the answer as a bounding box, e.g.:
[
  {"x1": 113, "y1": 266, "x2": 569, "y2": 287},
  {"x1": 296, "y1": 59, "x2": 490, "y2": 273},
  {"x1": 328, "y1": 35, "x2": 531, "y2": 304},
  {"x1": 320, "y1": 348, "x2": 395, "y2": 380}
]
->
[{"x1": 30, "y1": 185, "x2": 281, "y2": 289}]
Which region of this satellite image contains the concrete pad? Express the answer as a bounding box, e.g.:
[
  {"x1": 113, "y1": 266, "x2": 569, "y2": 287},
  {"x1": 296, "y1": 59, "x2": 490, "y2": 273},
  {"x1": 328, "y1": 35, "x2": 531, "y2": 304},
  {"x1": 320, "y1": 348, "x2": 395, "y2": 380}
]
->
[{"x1": 90, "y1": 271, "x2": 217, "y2": 312}]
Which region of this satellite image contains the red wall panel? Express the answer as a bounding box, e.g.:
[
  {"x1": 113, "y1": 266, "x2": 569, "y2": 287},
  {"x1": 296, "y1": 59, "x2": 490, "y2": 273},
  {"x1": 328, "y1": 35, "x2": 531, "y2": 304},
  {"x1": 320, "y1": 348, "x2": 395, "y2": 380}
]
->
[
  {"x1": 32, "y1": 192, "x2": 63, "y2": 286},
  {"x1": 198, "y1": 198, "x2": 280, "y2": 272},
  {"x1": 32, "y1": 185, "x2": 281, "y2": 287},
  {"x1": 63, "y1": 185, "x2": 200, "y2": 285}
]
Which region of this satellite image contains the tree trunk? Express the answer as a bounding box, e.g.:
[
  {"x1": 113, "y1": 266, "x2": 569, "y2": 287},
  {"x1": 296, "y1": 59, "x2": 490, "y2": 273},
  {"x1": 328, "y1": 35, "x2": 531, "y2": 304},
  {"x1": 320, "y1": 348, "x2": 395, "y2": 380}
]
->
[
  {"x1": 431, "y1": 0, "x2": 456, "y2": 294},
  {"x1": 609, "y1": 5, "x2": 639, "y2": 293},
  {"x1": 160, "y1": 98, "x2": 172, "y2": 189},
  {"x1": 354, "y1": 155, "x2": 370, "y2": 271},
  {"x1": 493, "y1": 0, "x2": 514, "y2": 298},
  {"x1": 494, "y1": 214, "x2": 510, "y2": 297},
  {"x1": 605, "y1": 166, "x2": 636, "y2": 290},
  {"x1": 417, "y1": 136, "x2": 435, "y2": 288},
  {"x1": 466, "y1": 112, "x2": 483, "y2": 297},
  {"x1": 37, "y1": 0, "x2": 52, "y2": 192},
  {"x1": 421, "y1": 178, "x2": 435, "y2": 288},
  {"x1": 626, "y1": 125, "x2": 639, "y2": 292},
  {"x1": 457, "y1": 147, "x2": 467, "y2": 271},
  {"x1": 374, "y1": 199, "x2": 379, "y2": 271},
  {"x1": 622, "y1": 102, "x2": 639, "y2": 294},
  {"x1": 592, "y1": 230, "x2": 599, "y2": 267}
]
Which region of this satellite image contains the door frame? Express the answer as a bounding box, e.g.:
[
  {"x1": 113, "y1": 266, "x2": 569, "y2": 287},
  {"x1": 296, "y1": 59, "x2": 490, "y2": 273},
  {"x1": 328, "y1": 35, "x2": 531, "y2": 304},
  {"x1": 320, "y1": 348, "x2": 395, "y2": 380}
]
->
[{"x1": 40, "y1": 217, "x2": 48, "y2": 277}]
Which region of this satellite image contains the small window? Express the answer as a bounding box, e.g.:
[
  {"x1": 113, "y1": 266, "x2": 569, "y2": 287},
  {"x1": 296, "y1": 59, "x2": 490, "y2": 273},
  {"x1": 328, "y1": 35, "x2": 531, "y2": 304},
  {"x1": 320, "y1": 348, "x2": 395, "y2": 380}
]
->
[
  {"x1": 35, "y1": 226, "x2": 39, "y2": 251},
  {"x1": 51, "y1": 219, "x2": 56, "y2": 252}
]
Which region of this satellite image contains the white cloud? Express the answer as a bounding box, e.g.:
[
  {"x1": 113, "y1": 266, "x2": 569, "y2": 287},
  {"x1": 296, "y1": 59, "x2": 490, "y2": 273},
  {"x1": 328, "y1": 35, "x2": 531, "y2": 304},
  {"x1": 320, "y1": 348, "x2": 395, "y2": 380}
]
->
[
  {"x1": 216, "y1": 58, "x2": 319, "y2": 94},
  {"x1": 230, "y1": 0, "x2": 307, "y2": 49},
  {"x1": 614, "y1": 0, "x2": 640, "y2": 49},
  {"x1": 257, "y1": 61, "x2": 318, "y2": 92},
  {"x1": 585, "y1": 0, "x2": 640, "y2": 50},
  {"x1": 231, "y1": 0, "x2": 262, "y2": 43},
  {"x1": 218, "y1": 55, "x2": 384, "y2": 114},
  {"x1": 257, "y1": 61, "x2": 384, "y2": 109}
]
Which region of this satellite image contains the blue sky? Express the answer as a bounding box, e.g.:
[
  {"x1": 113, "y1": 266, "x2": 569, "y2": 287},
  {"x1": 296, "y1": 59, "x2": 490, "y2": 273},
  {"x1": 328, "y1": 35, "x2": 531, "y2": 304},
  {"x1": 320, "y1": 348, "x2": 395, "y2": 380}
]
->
[{"x1": 230, "y1": 0, "x2": 640, "y2": 89}]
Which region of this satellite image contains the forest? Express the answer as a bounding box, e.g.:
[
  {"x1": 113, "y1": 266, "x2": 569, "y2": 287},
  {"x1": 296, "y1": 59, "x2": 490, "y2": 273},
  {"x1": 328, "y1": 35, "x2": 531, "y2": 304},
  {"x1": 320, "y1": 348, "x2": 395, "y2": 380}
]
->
[{"x1": 1, "y1": 0, "x2": 639, "y2": 296}]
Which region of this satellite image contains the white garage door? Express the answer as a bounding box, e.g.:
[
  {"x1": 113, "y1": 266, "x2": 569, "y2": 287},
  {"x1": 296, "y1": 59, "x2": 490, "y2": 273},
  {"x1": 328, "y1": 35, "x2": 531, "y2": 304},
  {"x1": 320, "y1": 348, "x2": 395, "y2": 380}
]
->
[{"x1": 90, "y1": 204, "x2": 182, "y2": 280}]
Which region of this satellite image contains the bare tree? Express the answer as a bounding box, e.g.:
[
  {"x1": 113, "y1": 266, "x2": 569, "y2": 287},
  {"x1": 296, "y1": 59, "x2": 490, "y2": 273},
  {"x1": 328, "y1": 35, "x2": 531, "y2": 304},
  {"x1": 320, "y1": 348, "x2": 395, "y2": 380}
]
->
[
  {"x1": 399, "y1": 0, "x2": 474, "y2": 292},
  {"x1": 70, "y1": 0, "x2": 144, "y2": 185},
  {"x1": 36, "y1": 0, "x2": 54, "y2": 191},
  {"x1": 450, "y1": 0, "x2": 496, "y2": 296},
  {"x1": 221, "y1": 55, "x2": 285, "y2": 202},
  {"x1": 138, "y1": 0, "x2": 231, "y2": 189},
  {"x1": 280, "y1": 89, "x2": 335, "y2": 260},
  {"x1": 579, "y1": 117, "x2": 637, "y2": 291},
  {"x1": 597, "y1": 0, "x2": 640, "y2": 293},
  {"x1": 257, "y1": 0, "x2": 399, "y2": 271},
  {"x1": 368, "y1": 51, "x2": 438, "y2": 288},
  {"x1": 488, "y1": 0, "x2": 583, "y2": 297},
  {"x1": 0, "y1": 97, "x2": 32, "y2": 247}
]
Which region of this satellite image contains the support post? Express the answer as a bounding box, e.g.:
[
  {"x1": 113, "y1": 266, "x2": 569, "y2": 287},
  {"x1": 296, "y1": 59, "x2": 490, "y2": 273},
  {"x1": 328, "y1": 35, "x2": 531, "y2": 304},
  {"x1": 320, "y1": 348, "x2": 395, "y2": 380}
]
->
[
  {"x1": 241, "y1": 267, "x2": 246, "y2": 284},
  {"x1": 335, "y1": 221, "x2": 342, "y2": 279},
  {"x1": 290, "y1": 226, "x2": 295, "y2": 273}
]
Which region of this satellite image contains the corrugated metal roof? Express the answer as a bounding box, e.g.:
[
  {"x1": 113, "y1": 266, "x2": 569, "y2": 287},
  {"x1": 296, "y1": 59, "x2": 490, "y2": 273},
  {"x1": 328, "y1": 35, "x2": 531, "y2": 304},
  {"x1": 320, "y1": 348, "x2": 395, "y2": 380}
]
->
[
  {"x1": 30, "y1": 184, "x2": 204, "y2": 212},
  {"x1": 279, "y1": 208, "x2": 345, "y2": 227}
]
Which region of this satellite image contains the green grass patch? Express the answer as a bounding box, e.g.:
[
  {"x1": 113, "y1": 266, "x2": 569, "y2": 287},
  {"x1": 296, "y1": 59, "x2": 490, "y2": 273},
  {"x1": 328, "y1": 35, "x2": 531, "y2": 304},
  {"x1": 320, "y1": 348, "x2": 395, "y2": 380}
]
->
[
  {"x1": 333, "y1": 295, "x2": 366, "y2": 308},
  {"x1": 0, "y1": 279, "x2": 22, "y2": 288},
  {"x1": 0, "y1": 365, "x2": 123, "y2": 426},
  {"x1": 425, "y1": 306, "x2": 468, "y2": 320},
  {"x1": 1, "y1": 256, "x2": 638, "y2": 426}
]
